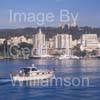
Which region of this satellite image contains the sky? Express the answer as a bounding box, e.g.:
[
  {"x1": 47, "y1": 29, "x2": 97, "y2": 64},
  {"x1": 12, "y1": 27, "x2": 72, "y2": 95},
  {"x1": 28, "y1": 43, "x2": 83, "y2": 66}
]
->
[{"x1": 0, "y1": 0, "x2": 100, "y2": 29}]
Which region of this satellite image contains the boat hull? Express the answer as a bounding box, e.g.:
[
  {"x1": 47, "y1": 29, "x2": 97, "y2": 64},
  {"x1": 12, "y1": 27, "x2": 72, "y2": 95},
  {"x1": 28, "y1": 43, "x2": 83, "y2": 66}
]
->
[{"x1": 11, "y1": 72, "x2": 54, "y2": 82}]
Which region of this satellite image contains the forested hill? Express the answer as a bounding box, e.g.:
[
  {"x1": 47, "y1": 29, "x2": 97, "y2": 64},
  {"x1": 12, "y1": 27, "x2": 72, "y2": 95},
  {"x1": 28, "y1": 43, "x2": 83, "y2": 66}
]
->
[{"x1": 0, "y1": 25, "x2": 100, "y2": 40}]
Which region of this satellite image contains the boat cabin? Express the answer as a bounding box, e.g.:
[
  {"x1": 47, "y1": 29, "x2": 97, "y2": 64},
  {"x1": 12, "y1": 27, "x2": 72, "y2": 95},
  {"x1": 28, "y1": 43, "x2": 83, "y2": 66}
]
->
[{"x1": 19, "y1": 67, "x2": 37, "y2": 76}]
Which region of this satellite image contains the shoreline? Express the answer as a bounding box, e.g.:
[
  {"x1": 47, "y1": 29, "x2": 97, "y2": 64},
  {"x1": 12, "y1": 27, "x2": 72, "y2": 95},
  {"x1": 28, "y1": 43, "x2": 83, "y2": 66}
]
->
[{"x1": 0, "y1": 56, "x2": 100, "y2": 60}]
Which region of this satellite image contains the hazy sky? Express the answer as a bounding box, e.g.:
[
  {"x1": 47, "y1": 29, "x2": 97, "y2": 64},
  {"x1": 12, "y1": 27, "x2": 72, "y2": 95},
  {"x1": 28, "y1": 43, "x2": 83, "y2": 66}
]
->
[{"x1": 0, "y1": 0, "x2": 100, "y2": 28}]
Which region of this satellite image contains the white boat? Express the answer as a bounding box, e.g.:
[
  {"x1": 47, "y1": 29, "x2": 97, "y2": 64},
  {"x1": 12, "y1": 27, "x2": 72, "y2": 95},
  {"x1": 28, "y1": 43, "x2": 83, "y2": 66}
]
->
[
  {"x1": 32, "y1": 55, "x2": 53, "y2": 59},
  {"x1": 58, "y1": 55, "x2": 80, "y2": 60},
  {"x1": 10, "y1": 64, "x2": 55, "y2": 82},
  {"x1": 58, "y1": 55, "x2": 71, "y2": 60},
  {"x1": 70, "y1": 56, "x2": 80, "y2": 59}
]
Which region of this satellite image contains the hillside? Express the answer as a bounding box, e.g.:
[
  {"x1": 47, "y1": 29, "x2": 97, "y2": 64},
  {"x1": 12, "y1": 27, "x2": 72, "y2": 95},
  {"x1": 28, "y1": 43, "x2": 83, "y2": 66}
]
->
[{"x1": 0, "y1": 25, "x2": 100, "y2": 40}]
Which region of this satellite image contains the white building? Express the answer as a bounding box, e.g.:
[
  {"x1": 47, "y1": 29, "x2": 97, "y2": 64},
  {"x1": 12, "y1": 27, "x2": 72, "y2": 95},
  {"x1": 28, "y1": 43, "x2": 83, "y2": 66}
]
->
[
  {"x1": 80, "y1": 34, "x2": 99, "y2": 51},
  {"x1": 53, "y1": 34, "x2": 72, "y2": 55},
  {"x1": 9, "y1": 37, "x2": 21, "y2": 45},
  {"x1": 32, "y1": 29, "x2": 47, "y2": 56},
  {"x1": 0, "y1": 38, "x2": 5, "y2": 44},
  {"x1": 27, "y1": 38, "x2": 33, "y2": 44},
  {"x1": 47, "y1": 38, "x2": 54, "y2": 49},
  {"x1": 7, "y1": 36, "x2": 33, "y2": 45},
  {"x1": 19, "y1": 36, "x2": 27, "y2": 43}
]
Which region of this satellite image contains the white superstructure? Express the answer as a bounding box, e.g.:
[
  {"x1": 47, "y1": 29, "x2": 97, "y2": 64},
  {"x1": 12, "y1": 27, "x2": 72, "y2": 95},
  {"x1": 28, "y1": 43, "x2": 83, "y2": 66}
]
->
[{"x1": 11, "y1": 64, "x2": 54, "y2": 82}]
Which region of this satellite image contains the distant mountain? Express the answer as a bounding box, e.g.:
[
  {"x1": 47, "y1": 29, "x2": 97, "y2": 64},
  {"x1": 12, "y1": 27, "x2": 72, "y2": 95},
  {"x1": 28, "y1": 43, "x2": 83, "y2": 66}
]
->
[{"x1": 0, "y1": 25, "x2": 100, "y2": 40}]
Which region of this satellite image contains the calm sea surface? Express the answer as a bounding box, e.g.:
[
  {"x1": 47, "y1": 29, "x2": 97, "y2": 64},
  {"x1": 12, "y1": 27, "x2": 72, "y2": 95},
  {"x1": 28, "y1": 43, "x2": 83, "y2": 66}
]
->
[{"x1": 0, "y1": 59, "x2": 100, "y2": 100}]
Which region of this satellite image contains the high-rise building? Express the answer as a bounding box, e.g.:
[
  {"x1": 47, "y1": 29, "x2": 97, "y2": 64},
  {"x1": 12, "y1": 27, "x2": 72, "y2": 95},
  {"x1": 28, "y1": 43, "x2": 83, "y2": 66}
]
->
[
  {"x1": 80, "y1": 34, "x2": 99, "y2": 51},
  {"x1": 53, "y1": 34, "x2": 72, "y2": 55},
  {"x1": 32, "y1": 29, "x2": 47, "y2": 56}
]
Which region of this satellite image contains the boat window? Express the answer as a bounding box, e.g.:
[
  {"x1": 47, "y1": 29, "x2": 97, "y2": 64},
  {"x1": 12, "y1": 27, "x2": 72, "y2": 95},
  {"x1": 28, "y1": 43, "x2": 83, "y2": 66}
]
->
[
  {"x1": 21, "y1": 68, "x2": 30, "y2": 74},
  {"x1": 32, "y1": 68, "x2": 37, "y2": 71}
]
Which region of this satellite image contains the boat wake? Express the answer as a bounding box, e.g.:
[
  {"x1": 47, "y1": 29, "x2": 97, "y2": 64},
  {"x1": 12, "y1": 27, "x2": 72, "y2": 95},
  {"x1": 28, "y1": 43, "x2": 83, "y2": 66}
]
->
[{"x1": 0, "y1": 78, "x2": 11, "y2": 85}]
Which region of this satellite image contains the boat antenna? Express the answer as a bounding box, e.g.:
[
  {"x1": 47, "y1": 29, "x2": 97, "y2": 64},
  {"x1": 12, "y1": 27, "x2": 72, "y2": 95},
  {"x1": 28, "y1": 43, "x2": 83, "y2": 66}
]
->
[{"x1": 32, "y1": 64, "x2": 35, "y2": 67}]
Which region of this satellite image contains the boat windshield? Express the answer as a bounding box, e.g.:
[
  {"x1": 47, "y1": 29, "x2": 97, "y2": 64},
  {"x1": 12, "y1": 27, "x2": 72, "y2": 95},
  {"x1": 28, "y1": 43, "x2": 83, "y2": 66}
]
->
[
  {"x1": 32, "y1": 68, "x2": 37, "y2": 71},
  {"x1": 21, "y1": 67, "x2": 37, "y2": 73},
  {"x1": 21, "y1": 68, "x2": 30, "y2": 74}
]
